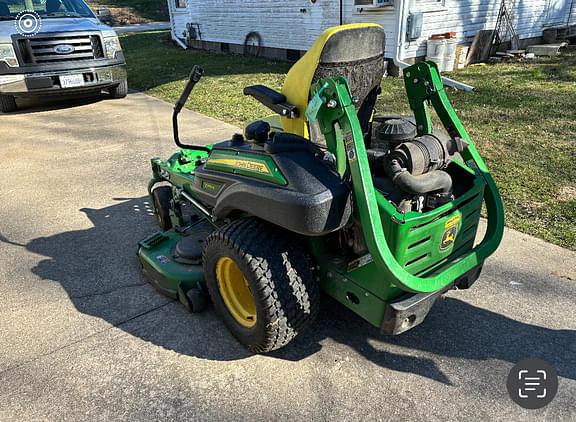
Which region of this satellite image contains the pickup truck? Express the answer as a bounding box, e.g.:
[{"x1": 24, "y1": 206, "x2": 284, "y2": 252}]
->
[{"x1": 0, "y1": 0, "x2": 127, "y2": 112}]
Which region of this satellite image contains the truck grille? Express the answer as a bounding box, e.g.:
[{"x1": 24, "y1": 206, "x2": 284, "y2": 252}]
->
[{"x1": 17, "y1": 33, "x2": 104, "y2": 64}]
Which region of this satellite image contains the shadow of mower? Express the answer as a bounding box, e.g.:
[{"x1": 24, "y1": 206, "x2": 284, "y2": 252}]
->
[{"x1": 7, "y1": 196, "x2": 574, "y2": 384}]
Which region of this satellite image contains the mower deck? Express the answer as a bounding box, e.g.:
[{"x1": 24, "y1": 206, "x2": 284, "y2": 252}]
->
[{"x1": 137, "y1": 220, "x2": 214, "y2": 312}]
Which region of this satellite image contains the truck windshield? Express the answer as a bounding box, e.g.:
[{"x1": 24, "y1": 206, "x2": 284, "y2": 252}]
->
[{"x1": 0, "y1": 0, "x2": 95, "y2": 19}]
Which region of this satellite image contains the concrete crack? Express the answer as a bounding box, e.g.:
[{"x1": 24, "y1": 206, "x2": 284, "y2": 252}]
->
[
  {"x1": 0, "y1": 300, "x2": 174, "y2": 377},
  {"x1": 70, "y1": 283, "x2": 148, "y2": 299}
]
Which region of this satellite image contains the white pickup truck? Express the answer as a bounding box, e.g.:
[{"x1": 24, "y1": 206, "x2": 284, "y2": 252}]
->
[{"x1": 0, "y1": 0, "x2": 127, "y2": 112}]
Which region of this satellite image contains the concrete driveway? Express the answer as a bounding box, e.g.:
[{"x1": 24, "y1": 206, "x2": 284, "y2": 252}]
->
[{"x1": 0, "y1": 92, "x2": 575, "y2": 421}]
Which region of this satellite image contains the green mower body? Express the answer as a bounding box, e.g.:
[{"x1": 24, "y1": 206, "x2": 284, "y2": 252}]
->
[{"x1": 137, "y1": 28, "x2": 504, "y2": 352}]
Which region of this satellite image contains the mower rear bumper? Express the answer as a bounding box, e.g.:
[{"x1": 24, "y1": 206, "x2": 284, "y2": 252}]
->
[{"x1": 380, "y1": 263, "x2": 483, "y2": 334}]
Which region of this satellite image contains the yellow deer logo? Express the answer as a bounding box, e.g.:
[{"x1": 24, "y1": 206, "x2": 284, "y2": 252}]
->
[{"x1": 440, "y1": 227, "x2": 458, "y2": 250}]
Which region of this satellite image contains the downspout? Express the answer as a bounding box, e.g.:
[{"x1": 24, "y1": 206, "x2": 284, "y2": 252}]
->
[
  {"x1": 169, "y1": 1, "x2": 189, "y2": 49},
  {"x1": 172, "y1": 27, "x2": 189, "y2": 49},
  {"x1": 340, "y1": 0, "x2": 343, "y2": 25},
  {"x1": 392, "y1": 0, "x2": 475, "y2": 92}
]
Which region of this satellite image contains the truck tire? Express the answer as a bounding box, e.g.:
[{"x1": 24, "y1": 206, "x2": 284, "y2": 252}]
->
[
  {"x1": 203, "y1": 217, "x2": 319, "y2": 353},
  {"x1": 0, "y1": 95, "x2": 17, "y2": 113},
  {"x1": 152, "y1": 186, "x2": 174, "y2": 231},
  {"x1": 108, "y1": 80, "x2": 128, "y2": 99}
]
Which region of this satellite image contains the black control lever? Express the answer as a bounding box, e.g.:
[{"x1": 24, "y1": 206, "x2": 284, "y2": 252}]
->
[{"x1": 173, "y1": 65, "x2": 211, "y2": 152}]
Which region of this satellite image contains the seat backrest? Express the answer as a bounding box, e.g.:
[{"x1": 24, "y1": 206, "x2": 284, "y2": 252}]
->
[{"x1": 280, "y1": 24, "x2": 386, "y2": 139}]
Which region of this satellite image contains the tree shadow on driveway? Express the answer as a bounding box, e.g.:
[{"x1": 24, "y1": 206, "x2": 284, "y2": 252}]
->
[{"x1": 11, "y1": 196, "x2": 576, "y2": 385}]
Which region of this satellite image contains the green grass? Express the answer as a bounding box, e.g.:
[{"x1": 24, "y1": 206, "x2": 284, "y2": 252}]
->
[
  {"x1": 121, "y1": 30, "x2": 576, "y2": 250},
  {"x1": 86, "y1": 0, "x2": 168, "y2": 22},
  {"x1": 122, "y1": 31, "x2": 291, "y2": 124}
]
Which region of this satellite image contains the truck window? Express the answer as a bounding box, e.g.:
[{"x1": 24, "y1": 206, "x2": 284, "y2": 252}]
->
[{"x1": 0, "y1": 0, "x2": 94, "y2": 18}]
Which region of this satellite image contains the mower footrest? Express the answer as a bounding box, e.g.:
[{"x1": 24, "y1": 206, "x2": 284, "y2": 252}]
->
[{"x1": 381, "y1": 283, "x2": 454, "y2": 335}]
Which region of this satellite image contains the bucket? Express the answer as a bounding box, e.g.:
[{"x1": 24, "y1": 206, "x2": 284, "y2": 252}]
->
[
  {"x1": 426, "y1": 39, "x2": 446, "y2": 57},
  {"x1": 443, "y1": 38, "x2": 458, "y2": 72},
  {"x1": 425, "y1": 55, "x2": 445, "y2": 70},
  {"x1": 426, "y1": 39, "x2": 446, "y2": 71}
]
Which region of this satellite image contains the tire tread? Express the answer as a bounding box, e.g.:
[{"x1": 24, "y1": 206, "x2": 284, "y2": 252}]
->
[{"x1": 203, "y1": 217, "x2": 319, "y2": 353}]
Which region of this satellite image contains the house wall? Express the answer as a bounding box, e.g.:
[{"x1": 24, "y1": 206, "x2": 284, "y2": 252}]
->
[
  {"x1": 168, "y1": 0, "x2": 190, "y2": 40},
  {"x1": 342, "y1": 2, "x2": 399, "y2": 59},
  {"x1": 346, "y1": 0, "x2": 563, "y2": 60},
  {"x1": 569, "y1": 0, "x2": 576, "y2": 26},
  {"x1": 175, "y1": 0, "x2": 341, "y2": 53},
  {"x1": 168, "y1": 0, "x2": 573, "y2": 60}
]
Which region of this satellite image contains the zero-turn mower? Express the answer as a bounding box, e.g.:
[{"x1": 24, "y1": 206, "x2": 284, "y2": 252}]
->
[{"x1": 137, "y1": 24, "x2": 504, "y2": 353}]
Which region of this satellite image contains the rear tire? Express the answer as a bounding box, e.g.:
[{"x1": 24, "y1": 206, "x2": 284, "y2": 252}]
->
[
  {"x1": 108, "y1": 80, "x2": 128, "y2": 99},
  {"x1": 0, "y1": 94, "x2": 17, "y2": 113},
  {"x1": 152, "y1": 186, "x2": 174, "y2": 231},
  {"x1": 203, "y1": 217, "x2": 319, "y2": 353}
]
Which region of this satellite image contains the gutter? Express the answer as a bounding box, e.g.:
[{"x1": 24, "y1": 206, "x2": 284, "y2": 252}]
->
[{"x1": 392, "y1": 0, "x2": 475, "y2": 92}]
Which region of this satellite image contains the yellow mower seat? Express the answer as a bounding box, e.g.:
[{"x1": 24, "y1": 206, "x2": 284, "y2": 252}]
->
[
  {"x1": 281, "y1": 23, "x2": 386, "y2": 138},
  {"x1": 244, "y1": 24, "x2": 386, "y2": 143}
]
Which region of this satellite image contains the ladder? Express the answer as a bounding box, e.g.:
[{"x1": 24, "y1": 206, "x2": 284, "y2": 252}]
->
[{"x1": 490, "y1": 0, "x2": 520, "y2": 55}]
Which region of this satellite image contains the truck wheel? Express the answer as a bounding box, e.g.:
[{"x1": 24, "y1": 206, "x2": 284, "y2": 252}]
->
[
  {"x1": 203, "y1": 217, "x2": 319, "y2": 353},
  {"x1": 0, "y1": 95, "x2": 17, "y2": 113},
  {"x1": 152, "y1": 186, "x2": 174, "y2": 231},
  {"x1": 108, "y1": 80, "x2": 128, "y2": 99}
]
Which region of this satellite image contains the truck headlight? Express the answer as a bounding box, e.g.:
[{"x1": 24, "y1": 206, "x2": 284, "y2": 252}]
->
[
  {"x1": 103, "y1": 36, "x2": 122, "y2": 59},
  {"x1": 0, "y1": 44, "x2": 19, "y2": 67}
]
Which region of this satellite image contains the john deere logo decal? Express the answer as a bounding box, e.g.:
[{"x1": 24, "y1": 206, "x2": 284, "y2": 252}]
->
[
  {"x1": 440, "y1": 215, "x2": 460, "y2": 250},
  {"x1": 208, "y1": 158, "x2": 270, "y2": 174}
]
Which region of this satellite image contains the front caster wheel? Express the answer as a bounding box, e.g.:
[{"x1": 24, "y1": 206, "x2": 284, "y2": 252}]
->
[
  {"x1": 152, "y1": 186, "x2": 176, "y2": 231},
  {"x1": 186, "y1": 287, "x2": 208, "y2": 313},
  {"x1": 203, "y1": 217, "x2": 319, "y2": 353}
]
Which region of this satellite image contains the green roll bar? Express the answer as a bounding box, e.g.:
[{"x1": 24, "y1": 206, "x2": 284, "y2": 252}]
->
[{"x1": 309, "y1": 62, "x2": 504, "y2": 293}]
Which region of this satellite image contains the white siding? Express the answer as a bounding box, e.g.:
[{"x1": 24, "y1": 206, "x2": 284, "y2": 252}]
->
[
  {"x1": 343, "y1": 1, "x2": 399, "y2": 59},
  {"x1": 187, "y1": 0, "x2": 341, "y2": 51},
  {"x1": 347, "y1": 0, "x2": 556, "y2": 59},
  {"x1": 167, "y1": 0, "x2": 573, "y2": 58},
  {"x1": 567, "y1": 0, "x2": 576, "y2": 26},
  {"x1": 167, "y1": 0, "x2": 189, "y2": 41}
]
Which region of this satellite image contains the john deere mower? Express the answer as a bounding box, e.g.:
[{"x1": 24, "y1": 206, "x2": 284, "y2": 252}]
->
[{"x1": 137, "y1": 24, "x2": 504, "y2": 353}]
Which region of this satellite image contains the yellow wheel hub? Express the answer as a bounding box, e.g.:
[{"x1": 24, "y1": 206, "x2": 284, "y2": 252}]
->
[{"x1": 216, "y1": 257, "x2": 257, "y2": 327}]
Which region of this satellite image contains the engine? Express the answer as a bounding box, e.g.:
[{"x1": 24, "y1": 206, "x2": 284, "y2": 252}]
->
[{"x1": 368, "y1": 116, "x2": 468, "y2": 214}]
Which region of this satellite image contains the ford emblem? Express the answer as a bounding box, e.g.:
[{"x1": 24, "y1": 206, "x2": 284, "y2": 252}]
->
[{"x1": 54, "y1": 44, "x2": 74, "y2": 54}]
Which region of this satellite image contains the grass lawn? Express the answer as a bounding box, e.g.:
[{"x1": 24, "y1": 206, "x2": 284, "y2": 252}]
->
[{"x1": 121, "y1": 30, "x2": 576, "y2": 250}]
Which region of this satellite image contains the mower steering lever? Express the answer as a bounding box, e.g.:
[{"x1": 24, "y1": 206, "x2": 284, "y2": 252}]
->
[
  {"x1": 175, "y1": 65, "x2": 204, "y2": 114},
  {"x1": 173, "y1": 65, "x2": 211, "y2": 153}
]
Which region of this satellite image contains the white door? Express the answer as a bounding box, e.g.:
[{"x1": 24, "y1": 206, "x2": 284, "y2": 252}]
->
[{"x1": 545, "y1": 0, "x2": 571, "y2": 25}]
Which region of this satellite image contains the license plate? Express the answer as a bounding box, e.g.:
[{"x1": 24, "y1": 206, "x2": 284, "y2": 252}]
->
[{"x1": 59, "y1": 74, "x2": 85, "y2": 88}]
